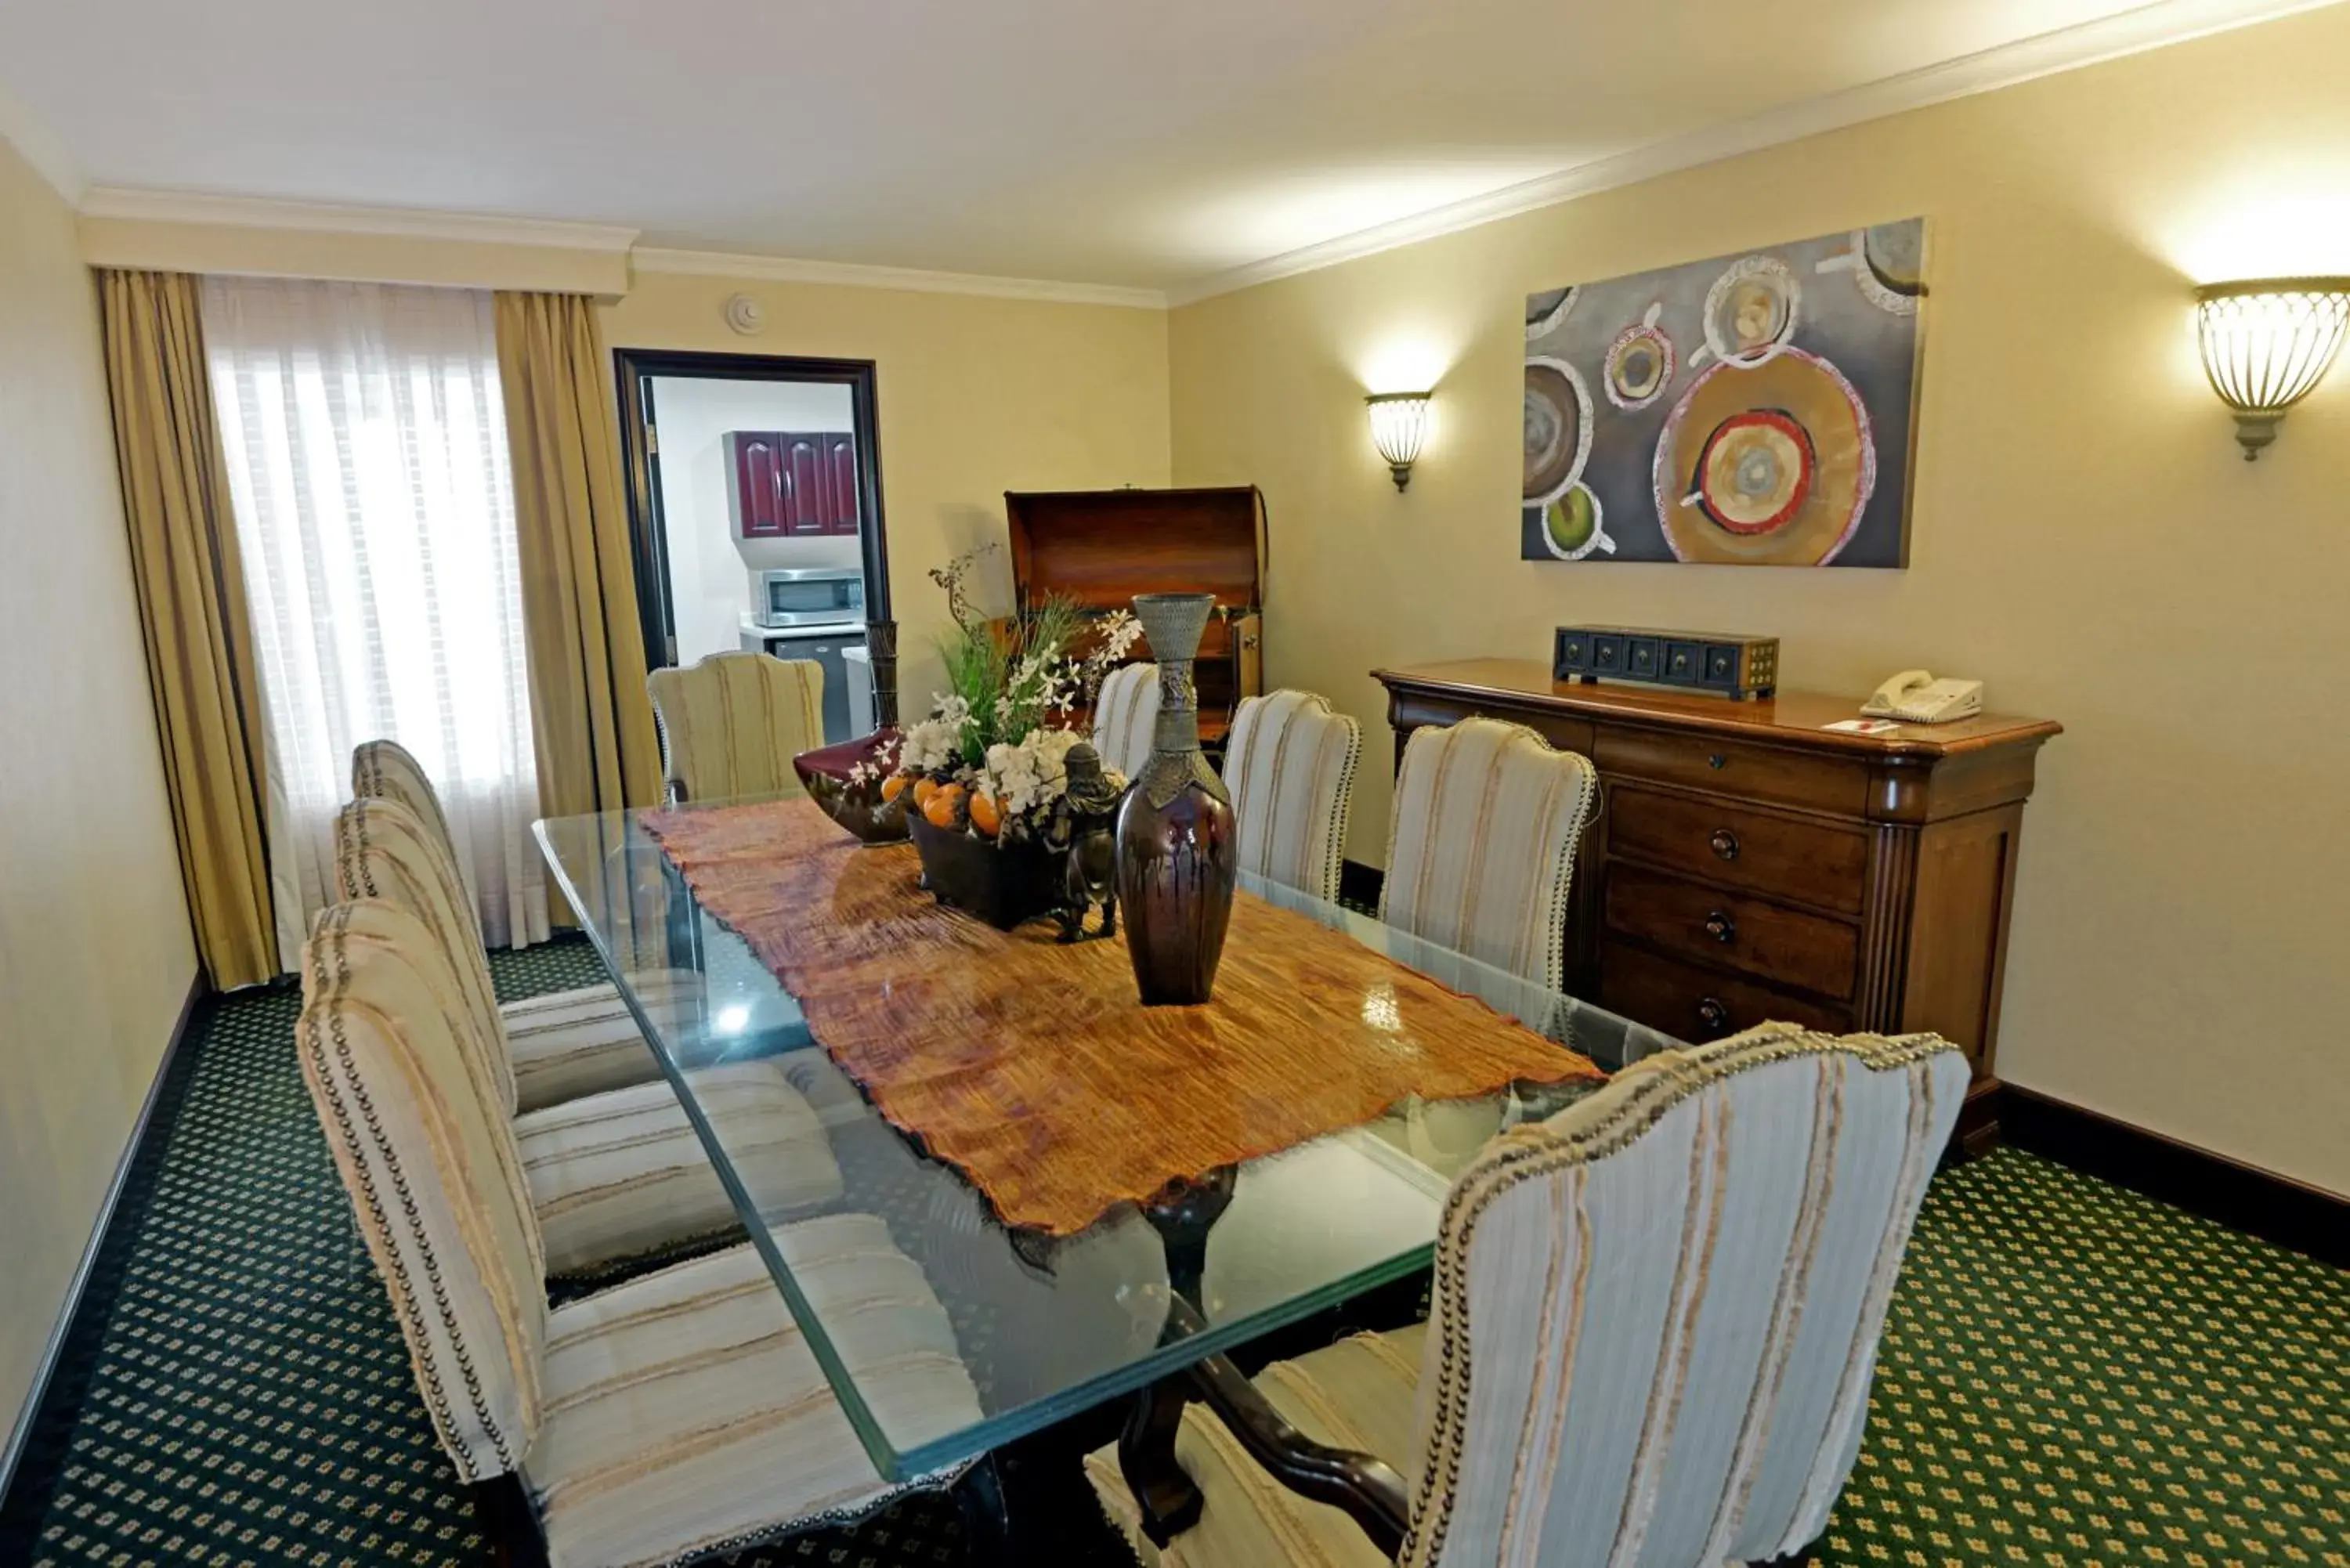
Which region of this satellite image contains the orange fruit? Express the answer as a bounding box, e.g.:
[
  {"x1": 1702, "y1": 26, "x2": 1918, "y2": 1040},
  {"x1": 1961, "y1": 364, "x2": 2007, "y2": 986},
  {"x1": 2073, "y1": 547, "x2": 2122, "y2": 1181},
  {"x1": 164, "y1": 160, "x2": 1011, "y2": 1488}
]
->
[
  {"x1": 879, "y1": 773, "x2": 910, "y2": 803},
  {"x1": 968, "y1": 792, "x2": 1003, "y2": 838},
  {"x1": 911, "y1": 776, "x2": 942, "y2": 809},
  {"x1": 922, "y1": 782, "x2": 966, "y2": 830}
]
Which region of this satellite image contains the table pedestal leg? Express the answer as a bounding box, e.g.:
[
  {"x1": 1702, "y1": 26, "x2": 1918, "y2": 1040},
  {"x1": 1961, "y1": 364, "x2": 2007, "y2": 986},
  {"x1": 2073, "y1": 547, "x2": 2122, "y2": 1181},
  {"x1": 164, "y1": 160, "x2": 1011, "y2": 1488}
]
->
[
  {"x1": 1119, "y1": 1165, "x2": 1238, "y2": 1546},
  {"x1": 1119, "y1": 1375, "x2": 1203, "y2": 1547}
]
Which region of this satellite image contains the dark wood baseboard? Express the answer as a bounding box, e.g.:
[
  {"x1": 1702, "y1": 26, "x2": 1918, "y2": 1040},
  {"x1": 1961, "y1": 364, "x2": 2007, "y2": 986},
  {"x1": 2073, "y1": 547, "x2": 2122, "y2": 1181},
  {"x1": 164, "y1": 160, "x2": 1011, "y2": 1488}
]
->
[
  {"x1": 1996, "y1": 1084, "x2": 2348, "y2": 1270},
  {"x1": 1955, "y1": 1076, "x2": 2005, "y2": 1161},
  {"x1": 1338, "y1": 858, "x2": 1384, "y2": 910},
  {"x1": 0, "y1": 972, "x2": 208, "y2": 1534}
]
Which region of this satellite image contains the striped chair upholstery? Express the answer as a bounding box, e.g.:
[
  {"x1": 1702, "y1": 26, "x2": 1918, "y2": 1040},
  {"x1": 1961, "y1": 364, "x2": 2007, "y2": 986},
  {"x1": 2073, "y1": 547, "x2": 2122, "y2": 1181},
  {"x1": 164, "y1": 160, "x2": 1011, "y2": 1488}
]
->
[
  {"x1": 298, "y1": 901, "x2": 985, "y2": 1567},
  {"x1": 1377, "y1": 717, "x2": 1598, "y2": 990},
  {"x1": 1086, "y1": 1024, "x2": 1970, "y2": 1568},
  {"x1": 298, "y1": 899, "x2": 548, "y2": 1479},
  {"x1": 526, "y1": 1218, "x2": 983, "y2": 1568},
  {"x1": 334, "y1": 799, "x2": 845, "y2": 1277},
  {"x1": 1222, "y1": 689, "x2": 1362, "y2": 902},
  {"x1": 1093, "y1": 660, "x2": 1162, "y2": 782},
  {"x1": 334, "y1": 796, "x2": 665, "y2": 1111},
  {"x1": 350, "y1": 740, "x2": 685, "y2": 1111},
  {"x1": 520, "y1": 1063, "x2": 842, "y2": 1277},
  {"x1": 334, "y1": 797, "x2": 519, "y2": 1103},
  {"x1": 646, "y1": 651, "x2": 825, "y2": 805},
  {"x1": 352, "y1": 737, "x2": 458, "y2": 857}
]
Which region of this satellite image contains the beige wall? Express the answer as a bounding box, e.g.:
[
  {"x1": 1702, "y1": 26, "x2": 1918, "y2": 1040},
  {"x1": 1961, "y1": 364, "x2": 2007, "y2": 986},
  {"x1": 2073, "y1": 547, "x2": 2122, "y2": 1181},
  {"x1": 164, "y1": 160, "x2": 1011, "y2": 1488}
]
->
[
  {"x1": 1166, "y1": 6, "x2": 2350, "y2": 1194},
  {"x1": 606, "y1": 270, "x2": 1172, "y2": 706},
  {"x1": 0, "y1": 144, "x2": 198, "y2": 1443}
]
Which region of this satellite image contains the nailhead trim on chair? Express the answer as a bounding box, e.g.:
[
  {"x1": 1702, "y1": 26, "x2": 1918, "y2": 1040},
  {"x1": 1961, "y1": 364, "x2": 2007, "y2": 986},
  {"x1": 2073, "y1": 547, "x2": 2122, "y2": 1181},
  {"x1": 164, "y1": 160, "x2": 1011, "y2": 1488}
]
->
[
  {"x1": 1398, "y1": 1026, "x2": 1958, "y2": 1568},
  {"x1": 302, "y1": 905, "x2": 531, "y2": 1480}
]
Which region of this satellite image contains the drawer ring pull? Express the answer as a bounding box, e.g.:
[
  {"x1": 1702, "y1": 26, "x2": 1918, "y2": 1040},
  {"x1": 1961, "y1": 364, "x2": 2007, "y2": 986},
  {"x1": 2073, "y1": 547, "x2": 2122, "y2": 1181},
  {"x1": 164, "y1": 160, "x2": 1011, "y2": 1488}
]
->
[
  {"x1": 1704, "y1": 910, "x2": 1736, "y2": 944},
  {"x1": 1697, "y1": 997, "x2": 1730, "y2": 1035},
  {"x1": 1707, "y1": 753, "x2": 1728, "y2": 770},
  {"x1": 1708, "y1": 827, "x2": 1741, "y2": 862}
]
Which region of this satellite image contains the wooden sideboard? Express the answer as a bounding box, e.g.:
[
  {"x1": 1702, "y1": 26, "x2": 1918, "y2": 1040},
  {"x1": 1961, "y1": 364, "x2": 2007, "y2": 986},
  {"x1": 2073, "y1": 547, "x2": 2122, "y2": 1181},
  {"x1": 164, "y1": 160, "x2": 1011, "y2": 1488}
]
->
[{"x1": 1374, "y1": 659, "x2": 2061, "y2": 1147}]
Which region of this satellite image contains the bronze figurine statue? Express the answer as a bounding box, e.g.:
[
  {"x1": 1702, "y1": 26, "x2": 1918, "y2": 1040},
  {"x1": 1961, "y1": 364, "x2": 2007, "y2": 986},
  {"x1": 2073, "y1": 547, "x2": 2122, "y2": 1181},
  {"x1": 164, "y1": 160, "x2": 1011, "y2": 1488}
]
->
[{"x1": 1051, "y1": 742, "x2": 1124, "y2": 943}]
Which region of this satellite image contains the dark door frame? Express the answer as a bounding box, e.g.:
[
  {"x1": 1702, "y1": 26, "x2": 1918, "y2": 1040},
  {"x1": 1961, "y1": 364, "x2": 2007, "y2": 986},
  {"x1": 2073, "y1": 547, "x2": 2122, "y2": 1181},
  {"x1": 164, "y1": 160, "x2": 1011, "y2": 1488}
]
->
[{"x1": 611, "y1": 347, "x2": 895, "y2": 718}]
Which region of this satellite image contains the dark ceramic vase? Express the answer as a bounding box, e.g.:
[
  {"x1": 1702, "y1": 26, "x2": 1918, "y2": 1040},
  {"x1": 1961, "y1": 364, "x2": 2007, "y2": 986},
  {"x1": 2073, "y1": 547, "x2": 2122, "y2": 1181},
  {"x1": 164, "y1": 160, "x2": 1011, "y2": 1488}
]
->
[{"x1": 1115, "y1": 593, "x2": 1238, "y2": 1005}]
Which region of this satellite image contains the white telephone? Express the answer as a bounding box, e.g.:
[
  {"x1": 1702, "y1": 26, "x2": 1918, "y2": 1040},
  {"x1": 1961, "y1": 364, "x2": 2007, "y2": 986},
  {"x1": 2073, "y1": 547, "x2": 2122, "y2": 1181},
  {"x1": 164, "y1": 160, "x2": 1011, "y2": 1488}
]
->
[{"x1": 1862, "y1": 670, "x2": 1983, "y2": 724}]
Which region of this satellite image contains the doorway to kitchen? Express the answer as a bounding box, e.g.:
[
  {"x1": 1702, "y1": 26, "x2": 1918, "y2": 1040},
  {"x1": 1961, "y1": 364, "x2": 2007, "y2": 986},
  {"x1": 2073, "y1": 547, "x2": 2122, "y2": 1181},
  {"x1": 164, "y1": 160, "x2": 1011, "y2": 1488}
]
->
[{"x1": 613, "y1": 349, "x2": 893, "y2": 745}]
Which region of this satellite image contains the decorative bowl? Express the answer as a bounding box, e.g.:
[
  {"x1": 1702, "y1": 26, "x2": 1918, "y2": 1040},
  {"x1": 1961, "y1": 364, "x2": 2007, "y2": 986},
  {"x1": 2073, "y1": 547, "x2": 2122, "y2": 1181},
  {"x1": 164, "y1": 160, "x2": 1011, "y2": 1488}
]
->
[{"x1": 791, "y1": 728, "x2": 909, "y2": 844}]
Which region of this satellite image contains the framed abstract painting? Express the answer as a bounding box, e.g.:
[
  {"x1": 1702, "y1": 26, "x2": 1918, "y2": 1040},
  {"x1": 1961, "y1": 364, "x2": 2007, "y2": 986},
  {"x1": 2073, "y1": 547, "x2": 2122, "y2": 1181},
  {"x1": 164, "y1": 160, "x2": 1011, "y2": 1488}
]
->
[{"x1": 1523, "y1": 219, "x2": 1926, "y2": 568}]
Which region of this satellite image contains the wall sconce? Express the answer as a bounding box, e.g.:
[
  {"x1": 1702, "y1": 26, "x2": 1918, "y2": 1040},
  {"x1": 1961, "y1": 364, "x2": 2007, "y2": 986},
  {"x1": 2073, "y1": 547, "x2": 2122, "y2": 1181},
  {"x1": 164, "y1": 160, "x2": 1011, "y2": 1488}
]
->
[
  {"x1": 2195, "y1": 277, "x2": 2350, "y2": 460},
  {"x1": 1365, "y1": 392, "x2": 1434, "y2": 491}
]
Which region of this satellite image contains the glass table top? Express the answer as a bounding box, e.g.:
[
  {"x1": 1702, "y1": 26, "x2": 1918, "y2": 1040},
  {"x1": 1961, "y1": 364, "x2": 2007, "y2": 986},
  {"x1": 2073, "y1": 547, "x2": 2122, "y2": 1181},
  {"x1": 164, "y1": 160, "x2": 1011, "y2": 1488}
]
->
[{"x1": 534, "y1": 804, "x2": 1677, "y2": 1481}]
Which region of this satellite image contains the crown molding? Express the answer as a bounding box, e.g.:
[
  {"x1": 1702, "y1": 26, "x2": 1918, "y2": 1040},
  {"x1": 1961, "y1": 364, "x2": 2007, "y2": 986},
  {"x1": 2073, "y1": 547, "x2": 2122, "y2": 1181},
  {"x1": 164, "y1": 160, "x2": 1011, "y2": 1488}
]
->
[
  {"x1": 0, "y1": 85, "x2": 83, "y2": 204},
  {"x1": 76, "y1": 187, "x2": 639, "y2": 253},
  {"x1": 45, "y1": 0, "x2": 2335, "y2": 308},
  {"x1": 1164, "y1": 0, "x2": 2350, "y2": 306},
  {"x1": 631, "y1": 246, "x2": 1167, "y2": 310}
]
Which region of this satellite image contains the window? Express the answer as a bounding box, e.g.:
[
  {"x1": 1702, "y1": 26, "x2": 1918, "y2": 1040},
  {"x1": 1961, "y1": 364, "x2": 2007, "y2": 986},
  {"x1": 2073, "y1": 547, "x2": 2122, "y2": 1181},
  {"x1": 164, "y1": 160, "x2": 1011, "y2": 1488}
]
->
[{"x1": 204, "y1": 276, "x2": 546, "y2": 968}]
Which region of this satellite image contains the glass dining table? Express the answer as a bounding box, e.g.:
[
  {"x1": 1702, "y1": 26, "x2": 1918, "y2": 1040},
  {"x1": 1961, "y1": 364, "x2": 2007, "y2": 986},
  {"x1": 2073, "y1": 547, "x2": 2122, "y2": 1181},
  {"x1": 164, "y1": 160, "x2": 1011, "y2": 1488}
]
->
[{"x1": 534, "y1": 804, "x2": 1679, "y2": 1489}]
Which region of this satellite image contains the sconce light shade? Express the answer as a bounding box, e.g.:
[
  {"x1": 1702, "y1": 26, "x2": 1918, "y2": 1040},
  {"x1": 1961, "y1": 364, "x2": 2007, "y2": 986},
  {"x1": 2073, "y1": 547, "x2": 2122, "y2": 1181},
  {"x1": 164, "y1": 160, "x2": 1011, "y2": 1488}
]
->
[
  {"x1": 2195, "y1": 278, "x2": 2350, "y2": 461},
  {"x1": 1365, "y1": 392, "x2": 1434, "y2": 490}
]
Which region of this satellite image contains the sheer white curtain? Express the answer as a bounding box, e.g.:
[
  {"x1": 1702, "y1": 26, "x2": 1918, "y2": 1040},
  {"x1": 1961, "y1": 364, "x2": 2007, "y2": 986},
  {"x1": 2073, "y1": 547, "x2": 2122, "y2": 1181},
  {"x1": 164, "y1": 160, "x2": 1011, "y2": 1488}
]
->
[{"x1": 203, "y1": 276, "x2": 549, "y2": 970}]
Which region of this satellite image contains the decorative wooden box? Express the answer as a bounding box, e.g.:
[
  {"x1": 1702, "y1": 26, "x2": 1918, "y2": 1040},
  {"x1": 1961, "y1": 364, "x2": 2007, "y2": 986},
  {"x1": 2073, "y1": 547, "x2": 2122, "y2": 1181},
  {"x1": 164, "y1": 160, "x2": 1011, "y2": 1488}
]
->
[
  {"x1": 1002, "y1": 487, "x2": 1266, "y2": 745},
  {"x1": 1555, "y1": 625, "x2": 1778, "y2": 700},
  {"x1": 1374, "y1": 659, "x2": 2063, "y2": 1153}
]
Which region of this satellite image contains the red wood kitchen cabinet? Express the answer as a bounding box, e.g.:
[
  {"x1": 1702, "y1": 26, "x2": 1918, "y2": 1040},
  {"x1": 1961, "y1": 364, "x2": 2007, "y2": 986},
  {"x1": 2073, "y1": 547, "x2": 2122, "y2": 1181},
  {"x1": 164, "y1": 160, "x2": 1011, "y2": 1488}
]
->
[{"x1": 726, "y1": 431, "x2": 860, "y2": 538}]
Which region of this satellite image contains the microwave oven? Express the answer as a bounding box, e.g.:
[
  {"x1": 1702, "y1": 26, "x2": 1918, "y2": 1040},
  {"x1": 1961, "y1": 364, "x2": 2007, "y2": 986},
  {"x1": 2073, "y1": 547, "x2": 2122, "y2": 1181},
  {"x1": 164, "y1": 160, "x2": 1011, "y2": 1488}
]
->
[{"x1": 756, "y1": 568, "x2": 865, "y2": 628}]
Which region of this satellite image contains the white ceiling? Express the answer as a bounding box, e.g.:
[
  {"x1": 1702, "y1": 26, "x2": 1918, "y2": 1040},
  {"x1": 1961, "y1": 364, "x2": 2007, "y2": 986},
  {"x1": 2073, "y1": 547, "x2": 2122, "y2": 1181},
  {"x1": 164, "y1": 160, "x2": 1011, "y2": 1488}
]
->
[{"x1": 0, "y1": 0, "x2": 2332, "y2": 295}]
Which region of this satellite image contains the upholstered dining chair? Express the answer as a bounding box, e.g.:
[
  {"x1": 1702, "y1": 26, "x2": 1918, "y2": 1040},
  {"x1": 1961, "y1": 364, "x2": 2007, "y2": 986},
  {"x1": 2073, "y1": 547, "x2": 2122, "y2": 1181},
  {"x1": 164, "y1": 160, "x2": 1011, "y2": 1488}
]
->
[
  {"x1": 1094, "y1": 660, "x2": 1162, "y2": 781},
  {"x1": 1085, "y1": 1022, "x2": 1970, "y2": 1568},
  {"x1": 352, "y1": 738, "x2": 687, "y2": 1111},
  {"x1": 1221, "y1": 689, "x2": 1362, "y2": 904},
  {"x1": 334, "y1": 797, "x2": 846, "y2": 1277},
  {"x1": 646, "y1": 650, "x2": 826, "y2": 805},
  {"x1": 297, "y1": 898, "x2": 989, "y2": 1568},
  {"x1": 1378, "y1": 715, "x2": 1599, "y2": 992}
]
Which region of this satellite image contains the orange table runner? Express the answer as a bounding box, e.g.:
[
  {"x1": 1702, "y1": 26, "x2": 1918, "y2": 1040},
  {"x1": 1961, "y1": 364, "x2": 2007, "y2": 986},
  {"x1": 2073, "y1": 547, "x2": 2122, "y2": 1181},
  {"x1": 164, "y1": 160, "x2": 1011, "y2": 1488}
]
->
[{"x1": 642, "y1": 798, "x2": 1602, "y2": 1235}]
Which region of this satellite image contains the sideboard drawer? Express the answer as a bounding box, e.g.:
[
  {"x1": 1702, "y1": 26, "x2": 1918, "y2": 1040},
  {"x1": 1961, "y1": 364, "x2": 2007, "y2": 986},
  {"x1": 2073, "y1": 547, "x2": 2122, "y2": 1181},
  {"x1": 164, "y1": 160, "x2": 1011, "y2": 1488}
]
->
[
  {"x1": 1596, "y1": 728, "x2": 1867, "y2": 815},
  {"x1": 1607, "y1": 787, "x2": 1870, "y2": 915},
  {"x1": 1603, "y1": 862, "x2": 1860, "y2": 1000},
  {"x1": 1598, "y1": 940, "x2": 1853, "y2": 1043}
]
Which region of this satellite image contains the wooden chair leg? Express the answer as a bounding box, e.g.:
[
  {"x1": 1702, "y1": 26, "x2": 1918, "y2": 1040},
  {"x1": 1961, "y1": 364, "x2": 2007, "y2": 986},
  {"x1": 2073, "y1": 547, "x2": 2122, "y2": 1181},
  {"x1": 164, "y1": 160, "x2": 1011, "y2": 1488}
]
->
[
  {"x1": 467, "y1": 1474, "x2": 550, "y2": 1568},
  {"x1": 1119, "y1": 1375, "x2": 1204, "y2": 1547},
  {"x1": 1182, "y1": 1349, "x2": 1408, "y2": 1559}
]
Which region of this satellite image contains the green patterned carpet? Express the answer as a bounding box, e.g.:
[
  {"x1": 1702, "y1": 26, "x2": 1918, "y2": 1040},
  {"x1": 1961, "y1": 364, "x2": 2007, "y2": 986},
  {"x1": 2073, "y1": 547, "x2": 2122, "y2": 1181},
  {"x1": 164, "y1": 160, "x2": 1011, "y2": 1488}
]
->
[{"x1": 3, "y1": 938, "x2": 2344, "y2": 1567}]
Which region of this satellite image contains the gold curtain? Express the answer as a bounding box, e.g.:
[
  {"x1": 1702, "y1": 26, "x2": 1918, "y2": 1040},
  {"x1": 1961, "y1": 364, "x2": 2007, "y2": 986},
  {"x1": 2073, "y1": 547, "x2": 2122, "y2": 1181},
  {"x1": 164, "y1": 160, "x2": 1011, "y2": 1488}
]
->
[
  {"x1": 99, "y1": 269, "x2": 278, "y2": 989},
  {"x1": 493, "y1": 291, "x2": 662, "y2": 819}
]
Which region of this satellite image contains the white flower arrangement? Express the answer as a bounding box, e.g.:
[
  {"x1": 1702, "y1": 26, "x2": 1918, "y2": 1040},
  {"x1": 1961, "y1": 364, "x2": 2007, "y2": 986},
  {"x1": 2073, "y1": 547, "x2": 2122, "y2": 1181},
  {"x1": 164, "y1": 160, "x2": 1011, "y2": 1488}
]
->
[
  {"x1": 977, "y1": 727, "x2": 1124, "y2": 821},
  {"x1": 895, "y1": 697, "x2": 969, "y2": 776},
  {"x1": 887, "y1": 547, "x2": 1145, "y2": 844}
]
